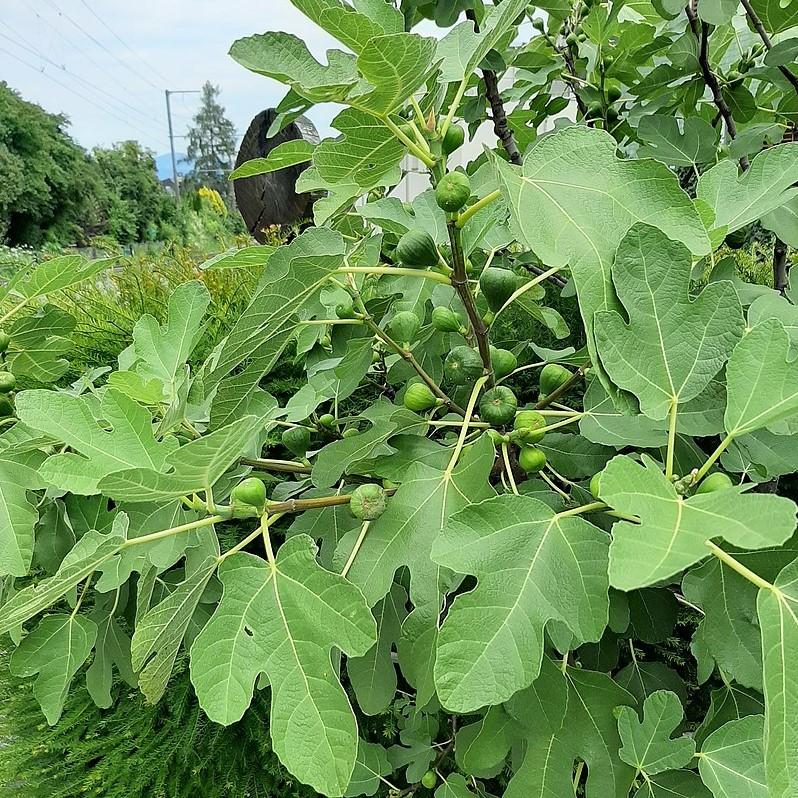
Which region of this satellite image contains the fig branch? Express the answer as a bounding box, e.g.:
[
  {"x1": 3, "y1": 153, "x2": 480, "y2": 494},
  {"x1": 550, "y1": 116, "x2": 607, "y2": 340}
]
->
[
  {"x1": 740, "y1": 0, "x2": 798, "y2": 96},
  {"x1": 240, "y1": 457, "x2": 312, "y2": 474},
  {"x1": 535, "y1": 366, "x2": 585, "y2": 409},
  {"x1": 447, "y1": 220, "x2": 494, "y2": 385},
  {"x1": 685, "y1": 7, "x2": 791, "y2": 292},
  {"x1": 345, "y1": 273, "x2": 466, "y2": 415},
  {"x1": 685, "y1": 6, "x2": 750, "y2": 170},
  {"x1": 465, "y1": 8, "x2": 523, "y2": 165}
]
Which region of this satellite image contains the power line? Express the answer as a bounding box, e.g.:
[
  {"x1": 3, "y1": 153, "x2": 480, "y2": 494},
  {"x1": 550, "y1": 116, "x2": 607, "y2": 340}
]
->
[
  {"x1": 20, "y1": 4, "x2": 167, "y2": 127},
  {"x1": 0, "y1": 29, "x2": 166, "y2": 135},
  {"x1": 42, "y1": 0, "x2": 162, "y2": 91},
  {"x1": 78, "y1": 0, "x2": 171, "y2": 86},
  {"x1": 0, "y1": 45, "x2": 164, "y2": 142},
  {"x1": 28, "y1": 4, "x2": 118, "y2": 79}
]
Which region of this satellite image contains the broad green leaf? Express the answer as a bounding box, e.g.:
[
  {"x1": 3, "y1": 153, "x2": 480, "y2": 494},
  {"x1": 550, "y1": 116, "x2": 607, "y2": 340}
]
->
[
  {"x1": 675, "y1": 380, "x2": 727, "y2": 437},
  {"x1": 723, "y1": 85, "x2": 756, "y2": 124},
  {"x1": 312, "y1": 406, "x2": 426, "y2": 488},
  {"x1": 536, "y1": 432, "x2": 615, "y2": 478},
  {"x1": 6, "y1": 305, "x2": 76, "y2": 383},
  {"x1": 128, "y1": 280, "x2": 210, "y2": 389},
  {"x1": 355, "y1": 434, "x2": 449, "y2": 482},
  {"x1": 229, "y1": 140, "x2": 313, "y2": 180},
  {"x1": 348, "y1": 582, "x2": 407, "y2": 716},
  {"x1": 33, "y1": 501, "x2": 75, "y2": 575},
  {"x1": 729, "y1": 124, "x2": 786, "y2": 163},
  {"x1": 595, "y1": 224, "x2": 743, "y2": 420},
  {"x1": 506, "y1": 664, "x2": 637, "y2": 798},
  {"x1": 580, "y1": 379, "x2": 667, "y2": 448},
  {"x1": 229, "y1": 31, "x2": 357, "y2": 103},
  {"x1": 15, "y1": 388, "x2": 178, "y2": 495},
  {"x1": 298, "y1": 165, "x2": 363, "y2": 225},
  {"x1": 695, "y1": 684, "x2": 765, "y2": 747},
  {"x1": 64, "y1": 494, "x2": 116, "y2": 538},
  {"x1": 285, "y1": 336, "x2": 374, "y2": 422},
  {"x1": 207, "y1": 227, "x2": 345, "y2": 387},
  {"x1": 0, "y1": 457, "x2": 40, "y2": 576},
  {"x1": 98, "y1": 415, "x2": 261, "y2": 502},
  {"x1": 106, "y1": 371, "x2": 165, "y2": 404},
  {"x1": 633, "y1": 771, "x2": 712, "y2": 798},
  {"x1": 637, "y1": 115, "x2": 718, "y2": 167},
  {"x1": 200, "y1": 244, "x2": 276, "y2": 271},
  {"x1": 291, "y1": 0, "x2": 399, "y2": 53},
  {"x1": 0, "y1": 522, "x2": 127, "y2": 635},
  {"x1": 683, "y1": 543, "x2": 798, "y2": 689},
  {"x1": 1, "y1": 254, "x2": 111, "y2": 302},
  {"x1": 436, "y1": 0, "x2": 528, "y2": 83},
  {"x1": 764, "y1": 39, "x2": 798, "y2": 68},
  {"x1": 287, "y1": 485, "x2": 359, "y2": 568},
  {"x1": 131, "y1": 556, "x2": 218, "y2": 703},
  {"x1": 208, "y1": 373, "x2": 280, "y2": 431},
  {"x1": 697, "y1": 144, "x2": 798, "y2": 236},
  {"x1": 395, "y1": 604, "x2": 439, "y2": 710},
  {"x1": 749, "y1": 0, "x2": 798, "y2": 32},
  {"x1": 725, "y1": 429, "x2": 798, "y2": 480},
  {"x1": 757, "y1": 557, "x2": 798, "y2": 797},
  {"x1": 349, "y1": 33, "x2": 437, "y2": 115},
  {"x1": 616, "y1": 660, "x2": 688, "y2": 706},
  {"x1": 358, "y1": 196, "x2": 414, "y2": 235},
  {"x1": 351, "y1": 0, "x2": 404, "y2": 32},
  {"x1": 701, "y1": 0, "x2": 741, "y2": 25},
  {"x1": 492, "y1": 126, "x2": 710, "y2": 402},
  {"x1": 85, "y1": 596, "x2": 137, "y2": 708},
  {"x1": 94, "y1": 501, "x2": 214, "y2": 592},
  {"x1": 617, "y1": 690, "x2": 695, "y2": 776},
  {"x1": 724, "y1": 319, "x2": 798, "y2": 437},
  {"x1": 387, "y1": 710, "x2": 438, "y2": 783},
  {"x1": 603, "y1": 454, "x2": 796, "y2": 590},
  {"x1": 189, "y1": 537, "x2": 376, "y2": 796},
  {"x1": 314, "y1": 108, "x2": 405, "y2": 187},
  {"x1": 434, "y1": 774, "x2": 474, "y2": 798},
  {"x1": 698, "y1": 715, "x2": 767, "y2": 798},
  {"x1": 762, "y1": 197, "x2": 798, "y2": 247},
  {"x1": 432, "y1": 493, "x2": 610, "y2": 712},
  {"x1": 9, "y1": 614, "x2": 97, "y2": 724},
  {"x1": 747, "y1": 294, "x2": 798, "y2": 348},
  {"x1": 345, "y1": 739, "x2": 392, "y2": 797},
  {"x1": 341, "y1": 434, "x2": 494, "y2": 610},
  {"x1": 454, "y1": 705, "x2": 515, "y2": 776}
]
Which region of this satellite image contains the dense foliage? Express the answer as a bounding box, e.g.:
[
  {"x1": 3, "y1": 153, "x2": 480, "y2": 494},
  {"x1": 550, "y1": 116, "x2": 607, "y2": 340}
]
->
[
  {"x1": 0, "y1": 655, "x2": 316, "y2": 798},
  {"x1": 1, "y1": 2, "x2": 798, "y2": 798},
  {"x1": 0, "y1": 83, "x2": 182, "y2": 248}
]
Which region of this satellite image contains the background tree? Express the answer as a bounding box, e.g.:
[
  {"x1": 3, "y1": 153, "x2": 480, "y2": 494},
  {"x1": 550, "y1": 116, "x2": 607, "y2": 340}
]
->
[
  {"x1": 0, "y1": 82, "x2": 103, "y2": 246},
  {"x1": 0, "y1": 83, "x2": 178, "y2": 247},
  {"x1": 185, "y1": 81, "x2": 237, "y2": 199},
  {"x1": 92, "y1": 141, "x2": 177, "y2": 243}
]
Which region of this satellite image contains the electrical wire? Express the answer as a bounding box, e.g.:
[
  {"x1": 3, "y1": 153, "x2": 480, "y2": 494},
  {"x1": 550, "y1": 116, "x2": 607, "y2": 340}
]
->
[
  {"x1": 0, "y1": 45, "x2": 164, "y2": 142},
  {"x1": 78, "y1": 0, "x2": 172, "y2": 85},
  {"x1": 17, "y1": 4, "x2": 168, "y2": 129},
  {"x1": 0, "y1": 29, "x2": 166, "y2": 135},
  {"x1": 28, "y1": 3, "x2": 116, "y2": 77},
  {"x1": 42, "y1": 0, "x2": 162, "y2": 90}
]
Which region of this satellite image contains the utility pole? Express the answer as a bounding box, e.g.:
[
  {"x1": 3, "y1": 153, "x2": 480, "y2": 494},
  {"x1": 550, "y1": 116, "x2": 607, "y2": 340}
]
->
[{"x1": 165, "y1": 89, "x2": 200, "y2": 202}]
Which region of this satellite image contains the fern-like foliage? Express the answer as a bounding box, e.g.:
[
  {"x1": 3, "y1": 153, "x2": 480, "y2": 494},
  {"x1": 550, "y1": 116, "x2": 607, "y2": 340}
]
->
[{"x1": 0, "y1": 655, "x2": 317, "y2": 798}]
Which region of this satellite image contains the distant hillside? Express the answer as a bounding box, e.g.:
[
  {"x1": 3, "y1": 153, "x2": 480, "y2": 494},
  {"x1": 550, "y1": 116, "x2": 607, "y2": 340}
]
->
[{"x1": 155, "y1": 152, "x2": 192, "y2": 181}]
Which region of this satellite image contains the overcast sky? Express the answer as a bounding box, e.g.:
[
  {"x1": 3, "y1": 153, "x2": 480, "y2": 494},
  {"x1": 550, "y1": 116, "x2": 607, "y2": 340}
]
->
[{"x1": 0, "y1": 0, "x2": 345, "y2": 157}]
